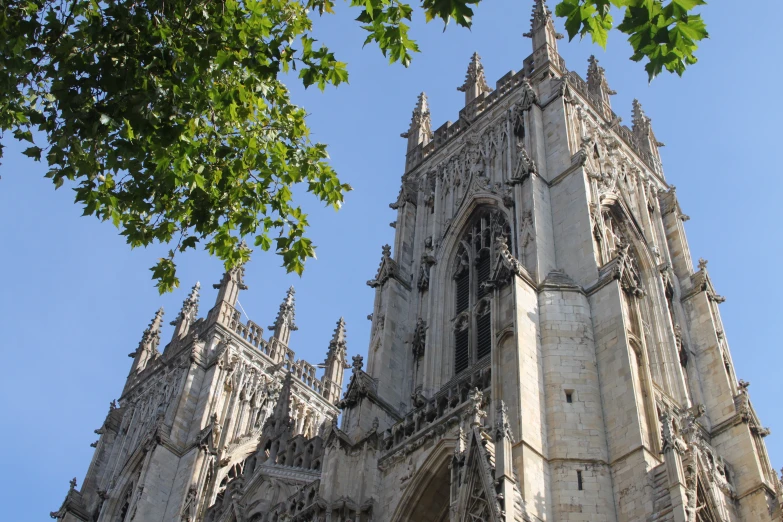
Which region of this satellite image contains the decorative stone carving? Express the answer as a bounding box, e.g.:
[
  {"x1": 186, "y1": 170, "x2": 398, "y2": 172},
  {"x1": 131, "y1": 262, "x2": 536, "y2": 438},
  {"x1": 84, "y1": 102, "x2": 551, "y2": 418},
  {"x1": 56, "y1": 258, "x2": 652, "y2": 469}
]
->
[
  {"x1": 510, "y1": 145, "x2": 537, "y2": 185},
  {"x1": 180, "y1": 485, "x2": 198, "y2": 522},
  {"x1": 412, "y1": 318, "x2": 427, "y2": 359},
  {"x1": 418, "y1": 237, "x2": 437, "y2": 290},
  {"x1": 615, "y1": 242, "x2": 645, "y2": 297},
  {"x1": 367, "y1": 244, "x2": 406, "y2": 289},
  {"x1": 495, "y1": 401, "x2": 514, "y2": 443},
  {"x1": 351, "y1": 355, "x2": 364, "y2": 373},
  {"x1": 457, "y1": 52, "x2": 492, "y2": 105},
  {"x1": 467, "y1": 388, "x2": 486, "y2": 427}
]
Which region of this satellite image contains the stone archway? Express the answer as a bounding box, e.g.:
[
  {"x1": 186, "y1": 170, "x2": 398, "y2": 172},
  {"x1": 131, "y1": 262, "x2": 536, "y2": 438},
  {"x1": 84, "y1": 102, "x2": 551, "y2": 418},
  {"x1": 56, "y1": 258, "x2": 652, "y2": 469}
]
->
[{"x1": 390, "y1": 442, "x2": 453, "y2": 522}]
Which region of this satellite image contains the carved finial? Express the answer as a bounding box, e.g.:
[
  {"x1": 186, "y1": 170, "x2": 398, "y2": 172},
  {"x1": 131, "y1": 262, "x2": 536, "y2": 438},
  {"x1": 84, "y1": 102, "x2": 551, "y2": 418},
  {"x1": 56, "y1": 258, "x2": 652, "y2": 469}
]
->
[
  {"x1": 145, "y1": 307, "x2": 165, "y2": 346},
  {"x1": 69, "y1": 477, "x2": 77, "y2": 490},
  {"x1": 331, "y1": 317, "x2": 347, "y2": 348},
  {"x1": 168, "y1": 282, "x2": 200, "y2": 342},
  {"x1": 738, "y1": 379, "x2": 750, "y2": 392},
  {"x1": 324, "y1": 317, "x2": 349, "y2": 373},
  {"x1": 321, "y1": 318, "x2": 350, "y2": 402},
  {"x1": 372, "y1": 417, "x2": 380, "y2": 431},
  {"x1": 352, "y1": 354, "x2": 364, "y2": 372},
  {"x1": 129, "y1": 307, "x2": 165, "y2": 370},
  {"x1": 457, "y1": 52, "x2": 492, "y2": 105},
  {"x1": 133, "y1": 307, "x2": 165, "y2": 356},
  {"x1": 212, "y1": 243, "x2": 250, "y2": 307},
  {"x1": 525, "y1": 0, "x2": 552, "y2": 34},
  {"x1": 698, "y1": 258, "x2": 708, "y2": 271},
  {"x1": 401, "y1": 92, "x2": 433, "y2": 153},
  {"x1": 267, "y1": 286, "x2": 297, "y2": 348},
  {"x1": 524, "y1": 0, "x2": 563, "y2": 50},
  {"x1": 587, "y1": 55, "x2": 616, "y2": 109},
  {"x1": 172, "y1": 282, "x2": 200, "y2": 326},
  {"x1": 632, "y1": 99, "x2": 647, "y2": 131},
  {"x1": 632, "y1": 99, "x2": 665, "y2": 151},
  {"x1": 382, "y1": 244, "x2": 392, "y2": 258},
  {"x1": 495, "y1": 400, "x2": 514, "y2": 442}
]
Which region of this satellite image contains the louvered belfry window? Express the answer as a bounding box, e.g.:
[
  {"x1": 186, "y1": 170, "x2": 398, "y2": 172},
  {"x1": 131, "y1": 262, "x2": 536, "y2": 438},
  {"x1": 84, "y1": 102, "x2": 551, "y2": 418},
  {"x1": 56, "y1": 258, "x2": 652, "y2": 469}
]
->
[{"x1": 452, "y1": 208, "x2": 510, "y2": 376}]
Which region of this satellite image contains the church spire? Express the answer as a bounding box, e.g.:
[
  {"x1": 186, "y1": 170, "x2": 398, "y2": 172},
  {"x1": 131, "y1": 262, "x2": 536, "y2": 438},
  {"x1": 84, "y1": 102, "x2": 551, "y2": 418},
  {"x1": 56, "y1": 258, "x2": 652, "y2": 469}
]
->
[
  {"x1": 269, "y1": 286, "x2": 297, "y2": 346},
  {"x1": 321, "y1": 317, "x2": 349, "y2": 404},
  {"x1": 171, "y1": 282, "x2": 200, "y2": 341},
  {"x1": 400, "y1": 92, "x2": 432, "y2": 154},
  {"x1": 128, "y1": 307, "x2": 164, "y2": 374},
  {"x1": 212, "y1": 241, "x2": 250, "y2": 308},
  {"x1": 586, "y1": 55, "x2": 616, "y2": 111},
  {"x1": 457, "y1": 52, "x2": 492, "y2": 106}
]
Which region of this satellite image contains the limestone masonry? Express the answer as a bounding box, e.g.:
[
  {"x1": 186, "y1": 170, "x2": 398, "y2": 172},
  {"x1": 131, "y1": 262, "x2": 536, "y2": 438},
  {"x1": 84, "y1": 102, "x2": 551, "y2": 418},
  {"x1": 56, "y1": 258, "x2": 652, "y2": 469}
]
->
[{"x1": 52, "y1": 1, "x2": 782, "y2": 521}]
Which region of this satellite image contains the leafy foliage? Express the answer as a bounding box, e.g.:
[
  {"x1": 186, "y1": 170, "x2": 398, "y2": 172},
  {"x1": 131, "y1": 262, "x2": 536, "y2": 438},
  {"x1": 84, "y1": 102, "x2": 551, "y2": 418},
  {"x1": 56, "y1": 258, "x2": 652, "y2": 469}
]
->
[
  {"x1": 0, "y1": 0, "x2": 707, "y2": 292},
  {"x1": 555, "y1": 0, "x2": 708, "y2": 80}
]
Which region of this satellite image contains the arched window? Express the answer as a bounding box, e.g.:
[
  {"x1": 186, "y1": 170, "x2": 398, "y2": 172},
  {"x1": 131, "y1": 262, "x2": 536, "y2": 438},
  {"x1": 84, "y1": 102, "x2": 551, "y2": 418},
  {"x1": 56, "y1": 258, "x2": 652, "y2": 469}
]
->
[{"x1": 452, "y1": 208, "x2": 510, "y2": 375}]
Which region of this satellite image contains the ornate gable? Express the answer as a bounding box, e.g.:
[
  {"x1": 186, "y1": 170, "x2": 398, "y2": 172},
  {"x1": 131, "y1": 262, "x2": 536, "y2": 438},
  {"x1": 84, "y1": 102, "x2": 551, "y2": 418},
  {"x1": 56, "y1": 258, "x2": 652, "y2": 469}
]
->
[
  {"x1": 367, "y1": 245, "x2": 409, "y2": 289},
  {"x1": 454, "y1": 427, "x2": 503, "y2": 522}
]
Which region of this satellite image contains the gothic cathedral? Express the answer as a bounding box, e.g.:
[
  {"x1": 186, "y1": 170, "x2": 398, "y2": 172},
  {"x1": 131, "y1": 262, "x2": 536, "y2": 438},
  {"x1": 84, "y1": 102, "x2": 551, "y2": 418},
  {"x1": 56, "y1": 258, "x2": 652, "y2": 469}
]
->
[{"x1": 52, "y1": 2, "x2": 782, "y2": 521}]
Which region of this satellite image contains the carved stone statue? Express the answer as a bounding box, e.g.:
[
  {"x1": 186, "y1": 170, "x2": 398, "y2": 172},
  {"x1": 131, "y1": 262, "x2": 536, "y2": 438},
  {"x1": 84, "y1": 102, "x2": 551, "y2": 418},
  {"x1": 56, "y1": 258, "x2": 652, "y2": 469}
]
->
[{"x1": 412, "y1": 318, "x2": 427, "y2": 359}]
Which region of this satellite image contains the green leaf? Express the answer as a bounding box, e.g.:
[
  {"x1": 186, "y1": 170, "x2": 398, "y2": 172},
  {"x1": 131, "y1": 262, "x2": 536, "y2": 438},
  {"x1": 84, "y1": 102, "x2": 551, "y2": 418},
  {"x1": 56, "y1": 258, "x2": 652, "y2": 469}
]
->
[{"x1": 22, "y1": 146, "x2": 42, "y2": 160}]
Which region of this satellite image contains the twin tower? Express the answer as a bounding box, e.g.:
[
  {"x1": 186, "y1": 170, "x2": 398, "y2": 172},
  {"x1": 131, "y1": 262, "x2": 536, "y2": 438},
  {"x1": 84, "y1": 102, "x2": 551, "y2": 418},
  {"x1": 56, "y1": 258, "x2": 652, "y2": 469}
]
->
[{"x1": 53, "y1": 1, "x2": 781, "y2": 521}]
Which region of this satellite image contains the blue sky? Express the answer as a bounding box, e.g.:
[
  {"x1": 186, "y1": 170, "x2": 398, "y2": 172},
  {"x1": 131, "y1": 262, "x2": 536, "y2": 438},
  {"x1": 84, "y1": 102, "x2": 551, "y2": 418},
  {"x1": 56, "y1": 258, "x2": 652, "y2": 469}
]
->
[{"x1": 1, "y1": 1, "x2": 781, "y2": 519}]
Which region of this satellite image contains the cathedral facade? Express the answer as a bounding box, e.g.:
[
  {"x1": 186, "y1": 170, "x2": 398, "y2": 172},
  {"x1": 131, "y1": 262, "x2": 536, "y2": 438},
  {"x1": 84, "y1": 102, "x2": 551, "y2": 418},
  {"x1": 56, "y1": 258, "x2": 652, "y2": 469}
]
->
[{"x1": 52, "y1": 2, "x2": 782, "y2": 521}]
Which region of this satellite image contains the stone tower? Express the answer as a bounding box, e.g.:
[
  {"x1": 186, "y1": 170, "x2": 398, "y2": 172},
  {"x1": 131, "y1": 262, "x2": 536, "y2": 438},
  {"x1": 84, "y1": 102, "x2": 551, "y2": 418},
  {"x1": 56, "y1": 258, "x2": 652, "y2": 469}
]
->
[{"x1": 53, "y1": 1, "x2": 782, "y2": 521}]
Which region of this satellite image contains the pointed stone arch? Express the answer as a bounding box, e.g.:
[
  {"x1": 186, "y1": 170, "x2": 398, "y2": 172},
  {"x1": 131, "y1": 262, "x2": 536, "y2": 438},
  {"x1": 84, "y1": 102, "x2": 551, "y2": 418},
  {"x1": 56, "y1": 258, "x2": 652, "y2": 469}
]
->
[
  {"x1": 425, "y1": 196, "x2": 511, "y2": 391},
  {"x1": 389, "y1": 440, "x2": 455, "y2": 522}
]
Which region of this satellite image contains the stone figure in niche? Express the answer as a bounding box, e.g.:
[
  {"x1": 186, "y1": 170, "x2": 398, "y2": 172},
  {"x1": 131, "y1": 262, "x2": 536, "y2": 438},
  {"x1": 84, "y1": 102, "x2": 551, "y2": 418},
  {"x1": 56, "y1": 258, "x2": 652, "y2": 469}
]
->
[
  {"x1": 181, "y1": 485, "x2": 197, "y2": 522},
  {"x1": 467, "y1": 146, "x2": 484, "y2": 178},
  {"x1": 412, "y1": 318, "x2": 427, "y2": 359},
  {"x1": 454, "y1": 248, "x2": 470, "y2": 278},
  {"x1": 400, "y1": 458, "x2": 416, "y2": 483},
  {"x1": 211, "y1": 413, "x2": 222, "y2": 446}
]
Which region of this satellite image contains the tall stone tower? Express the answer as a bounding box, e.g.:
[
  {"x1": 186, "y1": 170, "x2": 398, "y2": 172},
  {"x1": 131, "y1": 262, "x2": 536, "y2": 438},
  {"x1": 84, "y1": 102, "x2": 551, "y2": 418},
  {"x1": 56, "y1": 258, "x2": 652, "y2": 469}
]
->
[{"x1": 53, "y1": 1, "x2": 782, "y2": 521}]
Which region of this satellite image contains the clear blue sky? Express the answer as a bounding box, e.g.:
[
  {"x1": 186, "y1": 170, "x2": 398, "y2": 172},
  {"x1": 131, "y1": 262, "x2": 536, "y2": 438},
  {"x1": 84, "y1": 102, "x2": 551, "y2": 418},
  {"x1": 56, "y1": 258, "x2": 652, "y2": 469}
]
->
[{"x1": 1, "y1": 1, "x2": 780, "y2": 519}]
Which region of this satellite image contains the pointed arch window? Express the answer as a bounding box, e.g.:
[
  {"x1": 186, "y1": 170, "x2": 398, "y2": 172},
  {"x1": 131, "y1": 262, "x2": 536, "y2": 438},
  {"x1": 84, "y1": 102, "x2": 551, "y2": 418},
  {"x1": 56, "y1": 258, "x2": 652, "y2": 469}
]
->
[{"x1": 452, "y1": 209, "x2": 510, "y2": 375}]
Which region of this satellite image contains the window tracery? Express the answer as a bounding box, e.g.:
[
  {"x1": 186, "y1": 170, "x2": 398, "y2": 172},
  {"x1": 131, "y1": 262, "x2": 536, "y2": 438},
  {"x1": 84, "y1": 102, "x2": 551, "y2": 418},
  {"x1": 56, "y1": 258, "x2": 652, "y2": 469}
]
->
[{"x1": 452, "y1": 208, "x2": 510, "y2": 375}]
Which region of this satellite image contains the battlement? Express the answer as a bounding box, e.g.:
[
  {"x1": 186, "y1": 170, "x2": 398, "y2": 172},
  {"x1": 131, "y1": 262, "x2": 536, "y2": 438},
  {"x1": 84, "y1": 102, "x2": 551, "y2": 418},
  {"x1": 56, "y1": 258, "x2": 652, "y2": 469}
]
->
[{"x1": 206, "y1": 301, "x2": 328, "y2": 397}]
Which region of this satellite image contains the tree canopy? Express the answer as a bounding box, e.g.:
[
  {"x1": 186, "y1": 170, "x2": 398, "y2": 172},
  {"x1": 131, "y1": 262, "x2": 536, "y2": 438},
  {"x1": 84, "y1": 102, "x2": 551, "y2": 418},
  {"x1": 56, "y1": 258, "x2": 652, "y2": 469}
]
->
[{"x1": 0, "y1": 0, "x2": 707, "y2": 292}]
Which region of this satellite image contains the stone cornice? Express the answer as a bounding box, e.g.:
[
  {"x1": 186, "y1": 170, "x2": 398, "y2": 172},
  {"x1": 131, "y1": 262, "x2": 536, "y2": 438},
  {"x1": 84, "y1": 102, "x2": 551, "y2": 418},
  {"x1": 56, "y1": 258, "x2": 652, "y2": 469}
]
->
[{"x1": 254, "y1": 463, "x2": 321, "y2": 483}]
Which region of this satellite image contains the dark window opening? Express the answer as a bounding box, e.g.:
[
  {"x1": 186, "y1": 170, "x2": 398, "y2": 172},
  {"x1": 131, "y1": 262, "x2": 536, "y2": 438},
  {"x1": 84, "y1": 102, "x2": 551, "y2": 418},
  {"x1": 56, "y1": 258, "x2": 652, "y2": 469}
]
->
[
  {"x1": 456, "y1": 271, "x2": 470, "y2": 314},
  {"x1": 513, "y1": 118, "x2": 525, "y2": 143},
  {"x1": 476, "y1": 251, "x2": 491, "y2": 299},
  {"x1": 455, "y1": 327, "x2": 470, "y2": 374},
  {"x1": 577, "y1": 470, "x2": 583, "y2": 490},
  {"x1": 565, "y1": 391, "x2": 573, "y2": 403},
  {"x1": 476, "y1": 312, "x2": 491, "y2": 360}
]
